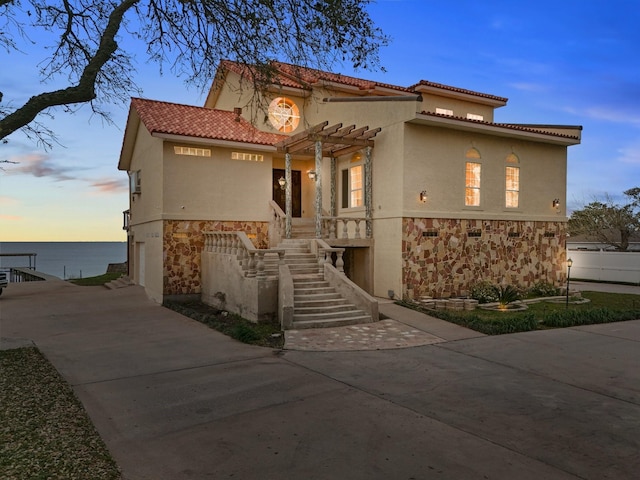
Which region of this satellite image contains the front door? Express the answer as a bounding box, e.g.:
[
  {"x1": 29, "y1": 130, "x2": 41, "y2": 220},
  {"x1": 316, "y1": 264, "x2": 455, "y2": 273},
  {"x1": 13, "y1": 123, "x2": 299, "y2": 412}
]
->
[{"x1": 273, "y1": 169, "x2": 302, "y2": 217}]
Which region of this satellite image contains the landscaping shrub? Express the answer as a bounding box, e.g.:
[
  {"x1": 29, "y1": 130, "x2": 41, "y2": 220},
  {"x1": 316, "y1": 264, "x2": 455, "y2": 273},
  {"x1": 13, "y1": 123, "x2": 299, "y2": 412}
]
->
[
  {"x1": 469, "y1": 281, "x2": 499, "y2": 303},
  {"x1": 542, "y1": 307, "x2": 640, "y2": 328},
  {"x1": 496, "y1": 285, "x2": 520, "y2": 306},
  {"x1": 529, "y1": 281, "x2": 560, "y2": 298},
  {"x1": 422, "y1": 307, "x2": 539, "y2": 335}
]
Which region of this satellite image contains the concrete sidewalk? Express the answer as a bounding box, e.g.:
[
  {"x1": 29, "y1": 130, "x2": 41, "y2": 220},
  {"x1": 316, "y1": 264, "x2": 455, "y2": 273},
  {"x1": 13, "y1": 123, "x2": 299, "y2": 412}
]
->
[{"x1": 2, "y1": 280, "x2": 639, "y2": 479}]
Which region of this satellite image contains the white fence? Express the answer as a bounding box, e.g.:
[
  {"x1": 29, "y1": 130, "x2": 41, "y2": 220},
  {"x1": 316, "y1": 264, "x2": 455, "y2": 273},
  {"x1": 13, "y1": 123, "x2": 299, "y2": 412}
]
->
[{"x1": 567, "y1": 250, "x2": 640, "y2": 284}]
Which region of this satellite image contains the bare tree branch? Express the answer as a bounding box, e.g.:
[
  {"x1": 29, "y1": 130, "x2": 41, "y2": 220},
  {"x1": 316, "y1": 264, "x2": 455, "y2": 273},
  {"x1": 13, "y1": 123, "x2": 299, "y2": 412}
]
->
[{"x1": 0, "y1": 0, "x2": 388, "y2": 146}]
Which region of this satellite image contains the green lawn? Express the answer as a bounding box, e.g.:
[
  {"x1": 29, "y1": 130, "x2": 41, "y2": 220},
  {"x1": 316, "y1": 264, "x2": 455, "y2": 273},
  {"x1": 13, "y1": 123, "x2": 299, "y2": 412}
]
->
[
  {"x1": 401, "y1": 291, "x2": 640, "y2": 335},
  {"x1": 69, "y1": 272, "x2": 121, "y2": 286}
]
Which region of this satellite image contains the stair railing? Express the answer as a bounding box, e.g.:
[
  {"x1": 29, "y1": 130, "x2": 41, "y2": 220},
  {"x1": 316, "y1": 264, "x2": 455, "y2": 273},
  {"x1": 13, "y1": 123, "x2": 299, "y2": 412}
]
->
[
  {"x1": 204, "y1": 231, "x2": 284, "y2": 278},
  {"x1": 321, "y1": 216, "x2": 371, "y2": 240},
  {"x1": 312, "y1": 239, "x2": 345, "y2": 274},
  {"x1": 268, "y1": 200, "x2": 286, "y2": 245}
]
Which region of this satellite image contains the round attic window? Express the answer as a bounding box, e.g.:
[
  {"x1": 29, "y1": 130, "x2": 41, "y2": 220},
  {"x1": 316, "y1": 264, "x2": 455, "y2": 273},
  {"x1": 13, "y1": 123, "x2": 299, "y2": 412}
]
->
[{"x1": 268, "y1": 97, "x2": 300, "y2": 133}]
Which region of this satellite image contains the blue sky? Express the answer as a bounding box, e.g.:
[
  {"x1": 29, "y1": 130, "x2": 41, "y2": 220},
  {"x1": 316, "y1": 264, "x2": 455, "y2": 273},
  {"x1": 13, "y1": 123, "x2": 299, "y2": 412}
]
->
[{"x1": 1, "y1": 0, "x2": 639, "y2": 241}]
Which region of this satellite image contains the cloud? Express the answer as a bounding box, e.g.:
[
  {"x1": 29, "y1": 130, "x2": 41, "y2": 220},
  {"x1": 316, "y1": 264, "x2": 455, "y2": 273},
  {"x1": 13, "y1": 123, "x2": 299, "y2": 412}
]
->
[
  {"x1": 0, "y1": 195, "x2": 19, "y2": 206},
  {"x1": 8, "y1": 153, "x2": 77, "y2": 181},
  {"x1": 584, "y1": 107, "x2": 640, "y2": 126},
  {"x1": 508, "y1": 82, "x2": 548, "y2": 93},
  {"x1": 616, "y1": 144, "x2": 640, "y2": 165},
  {"x1": 90, "y1": 178, "x2": 128, "y2": 194},
  {"x1": 0, "y1": 214, "x2": 22, "y2": 221}
]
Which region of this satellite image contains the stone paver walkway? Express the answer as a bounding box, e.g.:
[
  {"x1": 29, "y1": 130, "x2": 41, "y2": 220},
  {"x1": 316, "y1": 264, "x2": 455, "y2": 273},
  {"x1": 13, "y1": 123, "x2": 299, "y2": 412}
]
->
[{"x1": 284, "y1": 318, "x2": 446, "y2": 351}]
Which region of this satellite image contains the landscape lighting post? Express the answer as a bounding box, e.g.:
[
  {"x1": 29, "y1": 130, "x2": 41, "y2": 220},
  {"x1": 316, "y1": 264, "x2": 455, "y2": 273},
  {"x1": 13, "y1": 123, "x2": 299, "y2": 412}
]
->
[{"x1": 566, "y1": 258, "x2": 573, "y2": 308}]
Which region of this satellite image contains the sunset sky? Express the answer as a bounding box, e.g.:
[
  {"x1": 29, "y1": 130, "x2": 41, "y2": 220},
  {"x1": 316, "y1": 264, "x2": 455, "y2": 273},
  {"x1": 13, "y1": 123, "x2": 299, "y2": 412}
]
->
[{"x1": 1, "y1": 0, "x2": 639, "y2": 241}]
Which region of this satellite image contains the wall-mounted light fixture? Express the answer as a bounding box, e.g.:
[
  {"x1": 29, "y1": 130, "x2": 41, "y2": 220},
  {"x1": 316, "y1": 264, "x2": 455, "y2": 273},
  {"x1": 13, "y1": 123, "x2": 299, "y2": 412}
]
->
[
  {"x1": 420, "y1": 190, "x2": 428, "y2": 203},
  {"x1": 552, "y1": 199, "x2": 560, "y2": 208},
  {"x1": 307, "y1": 170, "x2": 316, "y2": 180},
  {"x1": 278, "y1": 177, "x2": 286, "y2": 190}
]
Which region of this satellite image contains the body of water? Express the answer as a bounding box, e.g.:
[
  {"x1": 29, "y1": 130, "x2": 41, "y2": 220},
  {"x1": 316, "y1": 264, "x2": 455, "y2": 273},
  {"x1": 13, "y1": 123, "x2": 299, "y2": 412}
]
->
[{"x1": 0, "y1": 242, "x2": 127, "y2": 280}]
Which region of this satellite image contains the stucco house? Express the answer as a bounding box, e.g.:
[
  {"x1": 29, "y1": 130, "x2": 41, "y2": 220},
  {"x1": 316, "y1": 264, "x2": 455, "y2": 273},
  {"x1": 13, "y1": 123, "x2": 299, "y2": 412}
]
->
[{"x1": 118, "y1": 60, "x2": 581, "y2": 326}]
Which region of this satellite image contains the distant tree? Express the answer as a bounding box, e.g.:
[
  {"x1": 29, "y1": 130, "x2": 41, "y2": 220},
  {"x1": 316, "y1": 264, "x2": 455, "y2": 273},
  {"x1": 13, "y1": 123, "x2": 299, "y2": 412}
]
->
[
  {"x1": 0, "y1": 0, "x2": 388, "y2": 147},
  {"x1": 568, "y1": 188, "x2": 640, "y2": 251}
]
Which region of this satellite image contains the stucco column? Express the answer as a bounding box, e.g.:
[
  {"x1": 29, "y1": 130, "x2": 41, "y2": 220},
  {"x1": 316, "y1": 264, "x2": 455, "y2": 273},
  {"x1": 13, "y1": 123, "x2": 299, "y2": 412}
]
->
[
  {"x1": 285, "y1": 152, "x2": 292, "y2": 239},
  {"x1": 365, "y1": 146, "x2": 373, "y2": 238},
  {"x1": 330, "y1": 157, "x2": 337, "y2": 217},
  {"x1": 315, "y1": 140, "x2": 323, "y2": 238}
]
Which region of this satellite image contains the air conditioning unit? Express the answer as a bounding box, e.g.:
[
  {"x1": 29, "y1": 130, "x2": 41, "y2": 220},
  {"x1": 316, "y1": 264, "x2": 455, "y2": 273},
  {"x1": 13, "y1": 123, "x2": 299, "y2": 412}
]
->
[{"x1": 130, "y1": 171, "x2": 141, "y2": 194}]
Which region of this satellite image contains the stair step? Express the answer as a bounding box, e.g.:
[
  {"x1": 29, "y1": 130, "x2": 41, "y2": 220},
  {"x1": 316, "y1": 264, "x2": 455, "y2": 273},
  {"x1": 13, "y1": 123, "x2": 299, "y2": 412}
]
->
[
  {"x1": 295, "y1": 304, "x2": 356, "y2": 315},
  {"x1": 295, "y1": 292, "x2": 343, "y2": 301},
  {"x1": 292, "y1": 315, "x2": 373, "y2": 329},
  {"x1": 295, "y1": 298, "x2": 349, "y2": 308},
  {"x1": 293, "y1": 281, "x2": 330, "y2": 289},
  {"x1": 294, "y1": 286, "x2": 336, "y2": 295}
]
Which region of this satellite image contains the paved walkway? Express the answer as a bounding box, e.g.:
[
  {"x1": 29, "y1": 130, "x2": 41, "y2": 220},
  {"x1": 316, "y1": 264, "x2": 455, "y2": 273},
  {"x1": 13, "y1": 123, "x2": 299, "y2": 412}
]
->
[
  {"x1": 2, "y1": 280, "x2": 639, "y2": 479},
  {"x1": 284, "y1": 299, "x2": 484, "y2": 351}
]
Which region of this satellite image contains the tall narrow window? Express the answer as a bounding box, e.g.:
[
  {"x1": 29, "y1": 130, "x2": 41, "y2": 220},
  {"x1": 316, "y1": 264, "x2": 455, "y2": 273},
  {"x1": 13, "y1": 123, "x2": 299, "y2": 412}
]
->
[
  {"x1": 465, "y1": 162, "x2": 481, "y2": 206},
  {"x1": 506, "y1": 166, "x2": 520, "y2": 208}
]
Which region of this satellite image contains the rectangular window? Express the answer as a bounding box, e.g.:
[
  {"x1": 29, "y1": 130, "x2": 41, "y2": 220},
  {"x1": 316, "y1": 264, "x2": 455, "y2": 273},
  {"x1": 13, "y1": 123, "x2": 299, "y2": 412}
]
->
[
  {"x1": 466, "y1": 113, "x2": 484, "y2": 121},
  {"x1": 341, "y1": 165, "x2": 364, "y2": 208},
  {"x1": 436, "y1": 107, "x2": 454, "y2": 116},
  {"x1": 465, "y1": 162, "x2": 481, "y2": 206},
  {"x1": 231, "y1": 151, "x2": 264, "y2": 162},
  {"x1": 174, "y1": 146, "x2": 211, "y2": 157},
  {"x1": 506, "y1": 166, "x2": 519, "y2": 208}
]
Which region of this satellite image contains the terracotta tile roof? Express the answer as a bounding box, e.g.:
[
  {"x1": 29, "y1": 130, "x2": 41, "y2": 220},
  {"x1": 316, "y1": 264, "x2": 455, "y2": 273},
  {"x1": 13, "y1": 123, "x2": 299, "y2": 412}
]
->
[
  {"x1": 419, "y1": 111, "x2": 581, "y2": 140},
  {"x1": 220, "y1": 60, "x2": 509, "y2": 101},
  {"x1": 131, "y1": 97, "x2": 285, "y2": 146},
  {"x1": 410, "y1": 80, "x2": 508, "y2": 103}
]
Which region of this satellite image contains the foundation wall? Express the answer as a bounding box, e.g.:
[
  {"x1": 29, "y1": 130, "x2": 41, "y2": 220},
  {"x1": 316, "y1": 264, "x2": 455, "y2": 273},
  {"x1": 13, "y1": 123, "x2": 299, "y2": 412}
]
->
[
  {"x1": 402, "y1": 217, "x2": 567, "y2": 299},
  {"x1": 163, "y1": 220, "x2": 269, "y2": 296}
]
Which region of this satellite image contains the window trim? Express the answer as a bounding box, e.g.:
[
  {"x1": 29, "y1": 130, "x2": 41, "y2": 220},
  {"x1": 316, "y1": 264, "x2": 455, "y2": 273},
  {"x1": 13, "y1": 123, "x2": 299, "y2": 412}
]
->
[{"x1": 268, "y1": 97, "x2": 300, "y2": 133}]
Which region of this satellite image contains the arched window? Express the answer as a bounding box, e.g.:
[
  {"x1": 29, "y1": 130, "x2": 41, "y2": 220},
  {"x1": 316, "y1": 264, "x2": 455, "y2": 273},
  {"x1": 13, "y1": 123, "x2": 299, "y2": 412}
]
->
[{"x1": 268, "y1": 97, "x2": 300, "y2": 133}]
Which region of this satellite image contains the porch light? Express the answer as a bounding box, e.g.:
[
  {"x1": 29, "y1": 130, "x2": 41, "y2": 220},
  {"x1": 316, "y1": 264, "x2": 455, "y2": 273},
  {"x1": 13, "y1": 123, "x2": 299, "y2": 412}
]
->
[
  {"x1": 278, "y1": 176, "x2": 286, "y2": 190},
  {"x1": 420, "y1": 190, "x2": 428, "y2": 203},
  {"x1": 307, "y1": 170, "x2": 317, "y2": 180},
  {"x1": 552, "y1": 198, "x2": 560, "y2": 208}
]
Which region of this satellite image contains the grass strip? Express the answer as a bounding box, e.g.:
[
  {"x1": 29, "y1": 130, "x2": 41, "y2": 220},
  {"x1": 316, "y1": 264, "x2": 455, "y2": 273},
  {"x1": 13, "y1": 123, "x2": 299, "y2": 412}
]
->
[{"x1": 0, "y1": 347, "x2": 120, "y2": 480}]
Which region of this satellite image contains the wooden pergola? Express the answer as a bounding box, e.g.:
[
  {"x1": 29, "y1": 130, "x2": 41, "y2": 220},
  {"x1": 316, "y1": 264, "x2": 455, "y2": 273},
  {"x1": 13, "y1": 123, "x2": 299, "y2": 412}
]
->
[{"x1": 274, "y1": 121, "x2": 381, "y2": 239}]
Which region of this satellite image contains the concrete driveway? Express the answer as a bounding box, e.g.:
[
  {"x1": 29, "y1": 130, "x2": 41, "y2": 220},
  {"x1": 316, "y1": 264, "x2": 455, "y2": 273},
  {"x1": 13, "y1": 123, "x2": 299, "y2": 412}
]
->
[{"x1": 1, "y1": 280, "x2": 639, "y2": 479}]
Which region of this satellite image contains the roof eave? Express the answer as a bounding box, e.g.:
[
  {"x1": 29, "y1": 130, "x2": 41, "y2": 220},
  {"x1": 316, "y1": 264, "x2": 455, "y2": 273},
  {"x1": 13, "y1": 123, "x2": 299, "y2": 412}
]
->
[
  {"x1": 117, "y1": 105, "x2": 141, "y2": 171},
  {"x1": 151, "y1": 132, "x2": 278, "y2": 151},
  {"x1": 413, "y1": 84, "x2": 508, "y2": 107},
  {"x1": 409, "y1": 114, "x2": 581, "y2": 146}
]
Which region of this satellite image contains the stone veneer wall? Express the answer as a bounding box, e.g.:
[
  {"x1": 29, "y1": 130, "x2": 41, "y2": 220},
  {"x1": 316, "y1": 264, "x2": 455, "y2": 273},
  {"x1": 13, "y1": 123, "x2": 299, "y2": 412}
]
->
[
  {"x1": 163, "y1": 220, "x2": 269, "y2": 296},
  {"x1": 402, "y1": 218, "x2": 567, "y2": 300}
]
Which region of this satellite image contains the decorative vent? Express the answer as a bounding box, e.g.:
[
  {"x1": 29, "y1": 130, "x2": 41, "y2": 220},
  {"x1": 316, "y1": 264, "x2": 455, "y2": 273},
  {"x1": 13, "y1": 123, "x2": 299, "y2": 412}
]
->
[
  {"x1": 231, "y1": 152, "x2": 264, "y2": 162},
  {"x1": 508, "y1": 232, "x2": 521, "y2": 238},
  {"x1": 422, "y1": 230, "x2": 438, "y2": 237},
  {"x1": 544, "y1": 232, "x2": 556, "y2": 238},
  {"x1": 467, "y1": 230, "x2": 482, "y2": 238},
  {"x1": 174, "y1": 146, "x2": 211, "y2": 157}
]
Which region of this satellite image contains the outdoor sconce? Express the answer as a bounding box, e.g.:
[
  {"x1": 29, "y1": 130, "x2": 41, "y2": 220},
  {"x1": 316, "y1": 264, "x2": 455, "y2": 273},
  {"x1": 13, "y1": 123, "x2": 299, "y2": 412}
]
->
[
  {"x1": 552, "y1": 199, "x2": 560, "y2": 208},
  {"x1": 307, "y1": 170, "x2": 317, "y2": 180},
  {"x1": 278, "y1": 176, "x2": 286, "y2": 190},
  {"x1": 419, "y1": 190, "x2": 428, "y2": 203}
]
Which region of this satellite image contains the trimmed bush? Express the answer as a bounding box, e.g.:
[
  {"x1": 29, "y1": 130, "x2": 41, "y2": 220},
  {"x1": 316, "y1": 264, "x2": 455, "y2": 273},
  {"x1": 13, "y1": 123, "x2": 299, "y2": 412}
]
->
[
  {"x1": 470, "y1": 281, "x2": 499, "y2": 304},
  {"x1": 542, "y1": 308, "x2": 640, "y2": 328},
  {"x1": 529, "y1": 281, "x2": 560, "y2": 298}
]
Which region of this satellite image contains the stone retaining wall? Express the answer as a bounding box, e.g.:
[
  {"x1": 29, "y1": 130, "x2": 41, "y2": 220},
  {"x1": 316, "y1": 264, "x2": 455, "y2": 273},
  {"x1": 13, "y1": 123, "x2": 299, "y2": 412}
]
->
[{"x1": 402, "y1": 218, "x2": 566, "y2": 300}]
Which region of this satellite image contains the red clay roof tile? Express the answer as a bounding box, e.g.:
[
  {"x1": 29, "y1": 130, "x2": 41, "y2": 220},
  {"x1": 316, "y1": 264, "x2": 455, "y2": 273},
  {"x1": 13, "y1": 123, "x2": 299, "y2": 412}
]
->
[{"x1": 131, "y1": 97, "x2": 285, "y2": 146}]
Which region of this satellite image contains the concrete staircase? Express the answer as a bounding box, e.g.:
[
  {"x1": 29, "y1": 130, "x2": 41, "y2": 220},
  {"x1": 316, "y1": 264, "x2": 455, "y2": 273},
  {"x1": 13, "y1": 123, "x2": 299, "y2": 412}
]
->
[
  {"x1": 104, "y1": 275, "x2": 135, "y2": 290},
  {"x1": 277, "y1": 239, "x2": 373, "y2": 329}
]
